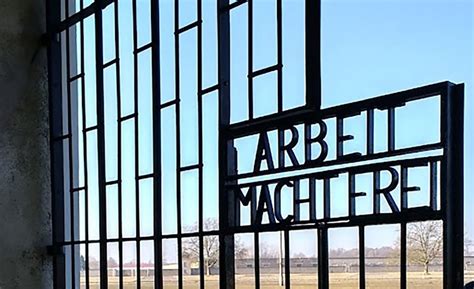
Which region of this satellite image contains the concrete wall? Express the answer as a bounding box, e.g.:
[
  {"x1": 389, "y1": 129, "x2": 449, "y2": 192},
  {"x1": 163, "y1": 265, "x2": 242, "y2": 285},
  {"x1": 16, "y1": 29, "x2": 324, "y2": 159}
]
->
[{"x1": 0, "y1": 0, "x2": 52, "y2": 289}]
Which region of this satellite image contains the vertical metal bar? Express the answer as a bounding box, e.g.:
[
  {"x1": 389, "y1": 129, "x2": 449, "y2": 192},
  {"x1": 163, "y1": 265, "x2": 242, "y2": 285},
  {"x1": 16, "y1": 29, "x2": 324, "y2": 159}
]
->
[
  {"x1": 305, "y1": 0, "x2": 321, "y2": 110},
  {"x1": 113, "y1": 1, "x2": 124, "y2": 288},
  {"x1": 318, "y1": 228, "x2": 329, "y2": 289},
  {"x1": 359, "y1": 226, "x2": 365, "y2": 289},
  {"x1": 218, "y1": 0, "x2": 236, "y2": 288},
  {"x1": 174, "y1": 0, "x2": 183, "y2": 288},
  {"x1": 366, "y1": 109, "x2": 374, "y2": 155},
  {"x1": 430, "y1": 161, "x2": 438, "y2": 211},
  {"x1": 197, "y1": 0, "x2": 205, "y2": 288},
  {"x1": 151, "y1": 0, "x2": 164, "y2": 287},
  {"x1": 279, "y1": 231, "x2": 284, "y2": 286},
  {"x1": 47, "y1": 0, "x2": 66, "y2": 287},
  {"x1": 276, "y1": 0, "x2": 283, "y2": 113},
  {"x1": 132, "y1": 0, "x2": 141, "y2": 287},
  {"x1": 442, "y1": 84, "x2": 464, "y2": 289},
  {"x1": 284, "y1": 230, "x2": 290, "y2": 289},
  {"x1": 247, "y1": 0, "x2": 253, "y2": 120},
  {"x1": 400, "y1": 167, "x2": 408, "y2": 211},
  {"x1": 323, "y1": 178, "x2": 331, "y2": 219},
  {"x1": 388, "y1": 107, "x2": 395, "y2": 151},
  {"x1": 254, "y1": 233, "x2": 260, "y2": 289},
  {"x1": 400, "y1": 222, "x2": 407, "y2": 289},
  {"x1": 373, "y1": 171, "x2": 381, "y2": 214},
  {"x1": 65, "y1": 10, "x2": 76, "y2": 288},
  {"x1": 79, "y1": 13, "x2": 90, "y2": 289},
  {"x1": 336, "y1": 117, "x2": 344, "y2": 158},
  {"x1": 349, "y1": 173, "x2": 356, "y2": 216},
  {"x1": 94, "y1": 1, "x2": 108, "y2": 288}
]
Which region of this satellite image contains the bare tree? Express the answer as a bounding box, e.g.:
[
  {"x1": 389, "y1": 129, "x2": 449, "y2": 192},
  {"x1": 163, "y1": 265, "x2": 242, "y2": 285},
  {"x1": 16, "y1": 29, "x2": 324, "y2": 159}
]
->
[
  {"x1": 183, "y1": 218, "x2": 249, "y2": 275},
  {"x1": 406, "y1": 221, "x2": 443, "y2": 275},
  {"x1": 108, "y1": 257, "x2": 118, "y2": 268},
  {"x1": 292, "y1": 252, "x2": 307, "y2": 259},
  {"x1": 89, "y1": 257, "x2": 100, "y2": 270},
  {"x1": 260, "y1": 242, "x2": 279, "y2": 258},
  {"x1": 80, "y1": 255, "x2": 86, "y2": 271}
]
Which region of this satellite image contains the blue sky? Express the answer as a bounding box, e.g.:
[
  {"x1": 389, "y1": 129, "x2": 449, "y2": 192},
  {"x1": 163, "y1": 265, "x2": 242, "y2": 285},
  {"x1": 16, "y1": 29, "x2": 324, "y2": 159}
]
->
[
  {"x1": 321, "y1": 0, "x2": 473, "y2": 252},
  {"x1": 72, "y1": 0, "x2": 473, "y2": 266}
]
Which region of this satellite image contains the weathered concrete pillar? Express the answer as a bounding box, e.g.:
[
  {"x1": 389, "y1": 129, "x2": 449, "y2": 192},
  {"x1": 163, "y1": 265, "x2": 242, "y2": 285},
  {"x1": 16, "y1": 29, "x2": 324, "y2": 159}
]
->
[{"x1": 0, "y1": 0, "x2": 52, "y2": 289}]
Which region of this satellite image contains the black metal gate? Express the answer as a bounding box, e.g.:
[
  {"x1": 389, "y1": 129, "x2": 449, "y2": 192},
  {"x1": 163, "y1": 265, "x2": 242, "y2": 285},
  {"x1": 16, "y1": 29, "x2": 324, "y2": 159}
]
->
[{"x1": 46, "y1": 0, "x2": 465, "y2": 289}]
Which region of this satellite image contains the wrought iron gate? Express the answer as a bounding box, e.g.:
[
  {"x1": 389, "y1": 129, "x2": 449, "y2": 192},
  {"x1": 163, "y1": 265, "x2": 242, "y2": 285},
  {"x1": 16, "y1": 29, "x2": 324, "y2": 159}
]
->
[{"x1": 47, "y1": 0, "x2": 465, "y2": 289}]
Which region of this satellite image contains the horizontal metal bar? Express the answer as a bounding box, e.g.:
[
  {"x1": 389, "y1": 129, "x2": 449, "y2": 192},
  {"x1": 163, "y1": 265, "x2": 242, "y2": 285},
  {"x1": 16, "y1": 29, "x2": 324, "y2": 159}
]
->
[
  {"x1": 230, "y1": 155, "x2": 443, "y2": 188},
  {"x1": 57, "y1": 0, "x2": 115, "y2": 32},
  {"x1": 179, "y1": 164, "x2": 202, "y2": 172},
  {"x1": 160, "y1": 99, "x2": 179, "y2": 109},
  {"x1": 69, "y1": 73, "x2": 84, "y2": 82},
  {"x1": 229, "y1": 143, "x2": 443, "y2": 181},
  {"x1": 53, "y1": 206, "x2": 443, "y2": 247},
  {"x1": 176, "y1": 20, "x2": 201, "y2": 34},
  {"x1": 102, "y1": 58, "x2": 117, "y2": 69},
  {"x1": 226, "y1": 81, "x2": 452, "y2": 138},
  {"x1": 162, "y1": 231, "x2": 220, "y2": 239},
  {"x1": 119, "y1": 113, "x2": 136, "y2": 122},
  {"x1": 220, "y1": 0, "x2": 247, "y2": 12},
  {"x1": 55, "y1": 240, "x2": 101, "y2": 246},
  {"x1": 105, "y1": 180, "x2": 120, "y2": 186},
  {"x1": 46, "y1": 245, "x2": 65, "y2": 257},
  {"x1": 137, "y1": 173, "x2": 154, "y2": 180},
  {"x1": 321, "y1": 82, "x2": 449, "y2": 115},
  {"x1": 249, "y1": 64, "x2": 281, "y2": 78},
  {"x1": 71, "y1": 186, "x2": 86, "y2": 192},
  {"x1": 134, "y1": 42, "x2": 153, "y2": 54},
  {"x1": 84, "y1": 125, "x2": 98, "y2": 132},
  {"x1": 224, "y1": 106, "x2": 314, "y2": 138},
  {"x1": 229, "y1": 207, "x2": 443, "y2": 234},
  {"x1": 200, "y1": 84, "x2": 219, "y2": 96},
  {"x1": 56, "y1": 230, "x2": 219, "y2": 246},
  {"x1": 52, "y1": 134, "x2": 71, "y2": 142}
]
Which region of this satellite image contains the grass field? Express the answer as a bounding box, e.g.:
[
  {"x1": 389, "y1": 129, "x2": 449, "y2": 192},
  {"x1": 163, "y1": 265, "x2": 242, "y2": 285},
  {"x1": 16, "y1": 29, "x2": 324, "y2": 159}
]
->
[{"x1": 83, "y1": 272, "x2": 474, "y2": 288}]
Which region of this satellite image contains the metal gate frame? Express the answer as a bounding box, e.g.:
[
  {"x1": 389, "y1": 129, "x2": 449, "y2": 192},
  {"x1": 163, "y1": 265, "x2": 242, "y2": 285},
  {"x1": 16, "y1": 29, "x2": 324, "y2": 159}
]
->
[
  {"x1": 219, "y1": 81, "x2": 465, "y2": 289},
  {"x1": 46, "y1": 0, "x2": 465, "y2": 289}
]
